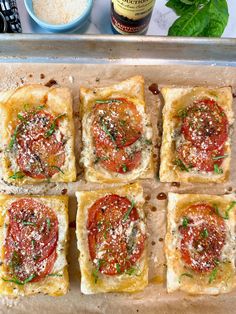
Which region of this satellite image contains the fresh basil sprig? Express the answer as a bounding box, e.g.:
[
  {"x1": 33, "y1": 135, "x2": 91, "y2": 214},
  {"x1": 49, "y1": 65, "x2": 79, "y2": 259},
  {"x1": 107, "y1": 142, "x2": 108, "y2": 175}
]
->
[{"x1": 166, "y1": 0, "x2": 229, "y2": 37}]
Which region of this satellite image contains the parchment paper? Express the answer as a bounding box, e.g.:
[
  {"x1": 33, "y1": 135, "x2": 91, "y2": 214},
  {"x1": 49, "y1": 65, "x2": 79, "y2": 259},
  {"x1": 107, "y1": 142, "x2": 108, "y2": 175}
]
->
[{"x1": 0, "y1": 63, "x2": 235, "y2": 314}]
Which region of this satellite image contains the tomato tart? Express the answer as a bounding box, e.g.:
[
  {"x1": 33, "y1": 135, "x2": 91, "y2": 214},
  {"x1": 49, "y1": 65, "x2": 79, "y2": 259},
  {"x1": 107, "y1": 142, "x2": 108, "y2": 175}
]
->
[
  {"x1": 165, "y1": 193, "x2": 236, "y2": 294},
  {"x1": 0, "y1": 84, "x2": 76, "y2": 185},
  {"x1": 76, "y1": 182, "x2": 148, "y2": 294},
  {"x1": 0, "y1": 195, "x2": 69, "y2": 297},
  {"x1": 160, "y1": 87, "x2": 234, "y2": 183},
  {"x1": 80, "y1": 76, "x2": 154, "y2": 183}
]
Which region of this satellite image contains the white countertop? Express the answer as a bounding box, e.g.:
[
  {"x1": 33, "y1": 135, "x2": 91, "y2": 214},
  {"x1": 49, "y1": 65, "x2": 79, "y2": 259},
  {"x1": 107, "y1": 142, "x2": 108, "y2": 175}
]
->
[{"x1": 17, "y1": 0, "x2": 236, "y2": 37}]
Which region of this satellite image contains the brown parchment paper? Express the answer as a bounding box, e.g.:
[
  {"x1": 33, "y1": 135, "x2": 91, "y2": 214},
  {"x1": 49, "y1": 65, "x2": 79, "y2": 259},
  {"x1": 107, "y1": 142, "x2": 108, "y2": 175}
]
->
[{"x1": 0, "y1": 63, "x2": 236, "y2": 314}]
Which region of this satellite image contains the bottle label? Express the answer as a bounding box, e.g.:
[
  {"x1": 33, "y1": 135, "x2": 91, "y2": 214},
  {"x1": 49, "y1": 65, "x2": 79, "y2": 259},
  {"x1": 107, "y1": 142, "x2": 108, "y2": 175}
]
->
[{"x1": 112, "y1": 0, "x2": 155, "y2": 20}]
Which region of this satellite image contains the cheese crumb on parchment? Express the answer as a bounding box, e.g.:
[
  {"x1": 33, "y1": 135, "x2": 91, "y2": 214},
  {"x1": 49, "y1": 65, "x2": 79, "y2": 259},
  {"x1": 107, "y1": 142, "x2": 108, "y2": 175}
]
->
[{"x1": 32, "y1": 0, "x2": 89, "y2": 25}]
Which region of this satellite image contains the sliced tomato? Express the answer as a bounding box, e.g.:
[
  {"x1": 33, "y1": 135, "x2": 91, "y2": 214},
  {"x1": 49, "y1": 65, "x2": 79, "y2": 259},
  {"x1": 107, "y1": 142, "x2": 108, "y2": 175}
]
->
[
  {"x1": 179, "y1": 203, "x2": 226, "y2": 273},
  {"x1": 87, "y1": 194, "x2": 145, "y2": 276},
  {"x1": 17, "y1": 135, "x2": 65, "y2": 179},
  {"x1": 95, "y1": 143, "x2": 141, "y2": 174},
  {"x1": 176, "y1": 142, "x2": 225, "y2": 172},
  {"x1": 5, "y1": 198, "x2": 58, "y2": 282},
  {"x1": 181, "y1": 99, "x2": 228, "y2": 150},
  {"x1": 92, "y1": 98, "x2": 142, "y2": 149}
]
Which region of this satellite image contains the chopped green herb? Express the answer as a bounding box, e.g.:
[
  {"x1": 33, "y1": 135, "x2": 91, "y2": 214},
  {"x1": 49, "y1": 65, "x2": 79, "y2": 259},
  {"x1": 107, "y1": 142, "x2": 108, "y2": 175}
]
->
[
  {"x1": 119, "y1": 120, "x2": 126, "y2": 126},
  {"x1": 9, "y1": 251, "x2": 20, "y2": 269},
  {"x1": 45, "y1": 113, "x2": 66, "y2": 138},
  {"x1": 116, "y1": 263, "x2": 121, "y2": 274},
  {"x1": 48, "y1": 165, "x2": 64, "y2": 174},
  {"x1": 209, "y1": 268, "x2": 217, "y2": 284},
  {"x1": 122, "y1": 164, "x2": 127, "y2": 173},
  {"x1": 94, "y1": 156, "x2": 100, "y2": 164},
  {"x1": 174, "y1": 159, "x2": 189, "y2": 172},
  {"x1": 212, "y1": 154, "x2": 228, "y2": 160},
  {"x1": 8, "y1": 126, "x2": 19, "y2": 150},
  {"x1": 214, "y1": 164, "x2": 223, "y2": 174},
  {"x1": 22, "y1": 221, "x2": 36, "y2": 226},
  {"x1": 95, "y1": 99, "x2": 122, "y2": 104},
  {"x1": 17, "y1": 113, "x2": 26, "y2": 122},
  {"x1": 9, "y1": 171, "x2": 25, "y2": 180},
  {"x1": 123, "y1": 200, "x2": 135, "y2": 222},
  {"x1": 178, "y1": 108, "x2": 188, "y2": 118},
  {"x1": 36, "y1": 105, "x2": 45, "y2": 111},
  {"x1": 31, "y1": 239, "x2": 36, "y2": 248},
  {"x1": 145, "y1": 139, "x2": 152, "y2": 145},
  {"x1": 2, "y1": 274, "x2": 35, "y2": 285},
  {"x1": 201, "y1": 228, "x2": 209, "y2": 239},
  {"x1": 179, "y1": 272, "x2": 193, "y2": 282},
  {"x1": 92, "y1": 268, "x2": 99, "y2": 284},
  {"x1": 101, "y1": 120, "x2": 116, "y2": 144},
  {"x1": 46, "y1": 218, "x2": 51, "y2": 231},
  {"x1": 48, "y1": 273, "x2": 63, "y2": 277},
  {"x1": 97, "y1": 221, "x2": 102, "y2": 230},
  {"x1": 182, "y1": 217, "x2": 189, "y2": 228},
  {"x1": 103, "y1": 229, "x2": 108, "y2": 239},
  {"x1": 214, "y1": 201, "x2": 236, "y2": 220},
  {"x1": 125, "y1": 267, "x2": 136, "y2": 276}
]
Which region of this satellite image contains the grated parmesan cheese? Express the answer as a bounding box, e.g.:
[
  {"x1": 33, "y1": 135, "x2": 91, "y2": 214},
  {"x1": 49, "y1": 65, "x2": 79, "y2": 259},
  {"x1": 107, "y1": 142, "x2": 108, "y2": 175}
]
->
[{"x1": 32, "y1": 0, "x2": 89, "y2": 25}]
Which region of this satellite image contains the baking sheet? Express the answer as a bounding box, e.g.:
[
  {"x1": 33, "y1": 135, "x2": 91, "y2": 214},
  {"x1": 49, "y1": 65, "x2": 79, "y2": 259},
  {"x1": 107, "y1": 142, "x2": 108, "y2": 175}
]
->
[{"x1": 0, "y1": 61, "x2": 236, "y2": 314}]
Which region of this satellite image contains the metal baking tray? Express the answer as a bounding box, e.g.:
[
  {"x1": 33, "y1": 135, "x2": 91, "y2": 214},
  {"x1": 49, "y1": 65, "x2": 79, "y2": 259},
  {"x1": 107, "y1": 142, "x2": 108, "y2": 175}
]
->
[
  {"x1": 0, "y1": 34, "x2": 236, "y2": 65},
  {"x1": 0, "y1": 34, "x2": 236, "y2": 314}
]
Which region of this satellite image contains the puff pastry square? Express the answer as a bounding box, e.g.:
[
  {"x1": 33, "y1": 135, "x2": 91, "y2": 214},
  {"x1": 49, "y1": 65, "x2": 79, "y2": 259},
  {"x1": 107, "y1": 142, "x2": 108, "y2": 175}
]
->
[
  {"x1": 160, "y1": 87, "x2": 234, "y2": 183},
  {"x1": 0, "y1": 84, "x2": 76, "y2": 185},
  {"x1": 0, "y1": 195, "x2": 69, "y2": 297},
  {"x1": 76, "y1": 182, "x2": 148, "y2": 294},
  {"x1": 80, "y1": 76, "x2": 154, "y2": 183},
  {"x1": 165, "y1": 192, "x2": 236, "y2": 295}
]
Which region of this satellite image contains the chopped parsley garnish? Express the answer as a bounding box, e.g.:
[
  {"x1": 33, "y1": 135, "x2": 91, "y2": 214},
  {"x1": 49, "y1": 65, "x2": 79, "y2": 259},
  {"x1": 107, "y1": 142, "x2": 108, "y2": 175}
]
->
[
  {"x1": 100, "y1": 119, "x2": 116, "y2": 144},
  {"x1": 212, "y1": 154, "x2": 228, "y2": 161},
  {"x1": 177, "y1": 108, "x2": 188, "y2": 119},
  {"x1": 2, "y1": 274, "x2": 35, "y2": 285},
  {"x1": 17, "y1": 113, "x2": 26, "y2": 122},
  {"x1": 95, "y1": 99, "x2": 122, "y2": 104},
  {"x1": 116, "y1": 263, "x2": 121, "y2": 274},
  {"x1": 123, "y1": 200, "x2": 135, "y2": 222},
  {"x1": 48, "y1": 273, "x2": 63, "y2": 277},
  {"x1": 214, "y1": 164, "x2": 223, "y2": 174},
  {"x1": 22, "y1": 221, "x2": 36, "y2": 226},
  {"x1": 125, "y1": 267, "x2": 136, "y2": 276},
  {"x1": 48, "y1": 165, "x2": 64, "y2": 174},
  {"x1": 8, "y1": 126, "x2": 19, "y2": 150},
  {"x1": 208, "y1": 268, "x2": 218, "y2": 284},
  {"x1": 174, "y1": 159, "x2": 189, "y2": 172},
  {"x1": 45, "y1": 113, "x2": 66, "y2": 138},
  {"x1": 122, "y1": 164, "x2": 127, "y2": 173},
  {"x1": 36, "y1": 105, "x2": 45, "y2": 111},
  {"x1": 214, "y1": 201, "x2": 236, "y2": 220},
  {"x1": 46, "y1": 218, "x2": 51, "y2": 231},
  {"x1": 9, "y1": 171, "x2": 25, "y2": 180},
  {"x1": 201, "y1": 228, "x2": 209, "y2": 239},
  {"x1": 92, "y1": 259, "x2": 104, "y2": 284},
  {"x1": 145, "y1": 139, "x2": 152, "y2": 145},
  {"x1": 182, "y1": 217, "x2": 189, "y2": 228},
  {"x1": 179, "y1": 273, "x2": 193, "y2": 282}
]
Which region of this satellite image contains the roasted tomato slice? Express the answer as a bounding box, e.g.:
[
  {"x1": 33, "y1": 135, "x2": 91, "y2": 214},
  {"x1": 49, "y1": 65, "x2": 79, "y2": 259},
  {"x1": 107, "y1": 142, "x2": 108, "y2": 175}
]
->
[
  {"x1": 17, "y1": 135, "x2": 65, "y2": 179},
  {"x1": 95, "y1": 143, "x2": 141, "y2": 174},
  {"x1": 176, "y1": 142, "x2": 225, "y2": 172},
  {"x1": 92, "y1": 98, "x2": 142, "y2": 149},
  {"x1": 87, "y1": 194, "x2": 145, "y2": 276},
  {"x1": 5, "y1": 198, "x2": 58, "y2": 282},
  {"x1": 181, "y1": 99, "x2": 228, "y2": 150},
  {"x1": 179, "y1": 203, "x2": 226, "y2": 273},
  {"x1": 14, "y1": 110, "x2": 65, "y2": 179}
]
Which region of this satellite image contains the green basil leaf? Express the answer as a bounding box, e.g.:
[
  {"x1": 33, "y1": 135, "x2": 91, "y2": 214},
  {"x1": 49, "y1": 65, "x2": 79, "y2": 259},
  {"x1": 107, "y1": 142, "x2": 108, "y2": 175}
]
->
[
  {"x1": 168, "y1": 3, "x2": 210, "y2": 36},
  {"x1": 201, "y1": 0, "x2": 229, "y2": 37},
  {"x1": 123, "y1": 200, "x2": 135, "y2": 222},
  {"x1": 166, "y1": 0, "x2": 193, "y2": 16}
]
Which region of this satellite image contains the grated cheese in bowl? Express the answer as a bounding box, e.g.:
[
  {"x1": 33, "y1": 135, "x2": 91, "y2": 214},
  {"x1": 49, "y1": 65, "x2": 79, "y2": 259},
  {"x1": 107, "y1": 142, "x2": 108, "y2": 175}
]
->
[{"x1": 32, "y1": 0, "x2": 89, "y2": 25}]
